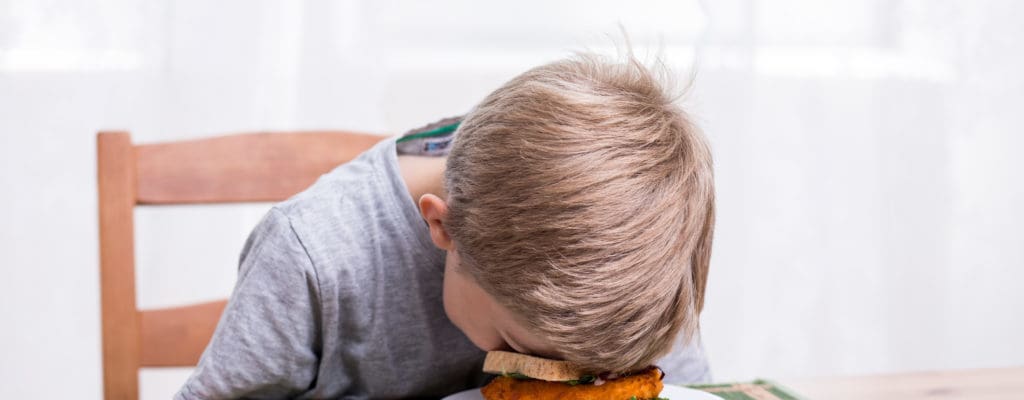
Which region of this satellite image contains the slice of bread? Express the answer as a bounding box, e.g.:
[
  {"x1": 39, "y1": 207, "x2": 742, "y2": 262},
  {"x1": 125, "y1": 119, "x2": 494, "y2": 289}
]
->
[{"x1": 482, "y1": 351, "x2": 585, "y2": 382}]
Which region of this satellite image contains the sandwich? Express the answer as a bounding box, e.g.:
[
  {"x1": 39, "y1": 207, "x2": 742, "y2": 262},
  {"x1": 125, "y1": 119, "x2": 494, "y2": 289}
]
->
[{"x1": 480, "y1": 351, "x2": 667, "y2": 400}]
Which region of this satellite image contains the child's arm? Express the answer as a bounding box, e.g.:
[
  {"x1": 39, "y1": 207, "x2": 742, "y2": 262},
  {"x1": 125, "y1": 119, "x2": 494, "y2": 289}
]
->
[
  {"x1": 175, "y1": 208, "x2": 326, "y2": 399},
  {"x1": 658, "y1": 332, "x2": 712, "y2": 384}
]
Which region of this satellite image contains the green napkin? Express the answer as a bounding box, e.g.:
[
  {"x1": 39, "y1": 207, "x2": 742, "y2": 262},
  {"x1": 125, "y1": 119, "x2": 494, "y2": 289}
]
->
[{"x1": 687, "y1": 380, "x2": 805, "y2": 400}]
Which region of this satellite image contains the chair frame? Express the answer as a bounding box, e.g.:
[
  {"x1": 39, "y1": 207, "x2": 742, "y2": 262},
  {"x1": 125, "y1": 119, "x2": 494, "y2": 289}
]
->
[{"x1": 96, "y1": 130, "x2": 383, "y2": 399}]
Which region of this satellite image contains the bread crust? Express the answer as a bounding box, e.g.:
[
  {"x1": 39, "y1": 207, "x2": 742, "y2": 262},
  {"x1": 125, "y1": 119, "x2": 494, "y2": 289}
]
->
[
  {"x1": 480, "y1": 366, "x2": 664, "y2": 400},
  {"x1": 482, "y1": 351, "x2": 585, "y2": 382}
]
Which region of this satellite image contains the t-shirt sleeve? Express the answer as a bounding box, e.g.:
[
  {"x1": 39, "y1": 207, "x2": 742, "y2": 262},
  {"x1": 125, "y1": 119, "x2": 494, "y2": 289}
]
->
[
  {"x1": 657, "y1": 330, "x2": 713, "y2": 385},
  {"x1": 175, "y1": 208, "x2": 324, "y2": 400}
]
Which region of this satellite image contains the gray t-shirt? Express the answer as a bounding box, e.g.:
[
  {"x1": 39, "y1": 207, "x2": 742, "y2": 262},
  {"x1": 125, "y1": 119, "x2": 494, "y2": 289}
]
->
[{"x1": 175, "y1": 136, "x2": 711, "y2": 400}]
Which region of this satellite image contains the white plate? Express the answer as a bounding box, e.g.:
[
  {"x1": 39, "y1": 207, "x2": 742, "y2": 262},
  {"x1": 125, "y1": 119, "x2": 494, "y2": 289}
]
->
[{"x1": 442, "y1": 384, "x2": 722, "y2": 400}]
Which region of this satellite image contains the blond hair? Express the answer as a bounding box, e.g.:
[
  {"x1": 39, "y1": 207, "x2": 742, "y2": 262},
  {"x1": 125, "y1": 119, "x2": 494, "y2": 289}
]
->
[{"x1": 444, "y1": 52, "x2": 714, "y2": 374}]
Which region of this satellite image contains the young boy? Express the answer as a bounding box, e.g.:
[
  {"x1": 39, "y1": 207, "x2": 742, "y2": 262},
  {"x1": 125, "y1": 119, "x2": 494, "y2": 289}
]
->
[{"x1": 175, "y1": 52, "x2": 715, "y2": 399}]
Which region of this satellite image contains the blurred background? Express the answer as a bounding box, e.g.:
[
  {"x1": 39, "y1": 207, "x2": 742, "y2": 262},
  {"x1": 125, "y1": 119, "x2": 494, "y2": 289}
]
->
[{"x1": 1, "y1": 0, "x2": 1022, "y2": 398}]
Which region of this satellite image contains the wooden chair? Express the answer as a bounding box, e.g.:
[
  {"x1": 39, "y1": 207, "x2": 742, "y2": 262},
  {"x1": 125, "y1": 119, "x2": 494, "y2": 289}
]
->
[{"x1": 96, "y1": 130, "x2": 385, "y2": 400}]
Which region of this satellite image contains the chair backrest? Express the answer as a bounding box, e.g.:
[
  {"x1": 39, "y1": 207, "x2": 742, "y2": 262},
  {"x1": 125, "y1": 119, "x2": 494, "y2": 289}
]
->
[{"x1": 96, "y1": 130, "x2": 385, "y2": 400}]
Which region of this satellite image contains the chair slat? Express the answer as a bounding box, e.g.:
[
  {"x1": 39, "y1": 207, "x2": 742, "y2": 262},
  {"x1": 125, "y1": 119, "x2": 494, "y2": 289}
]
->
[
  {"x1": 139, "y1": 300, "x2": 229, "y2": 367},
  {"x1": 135, "y1": 131, "x2": 385, "y2": 204}
]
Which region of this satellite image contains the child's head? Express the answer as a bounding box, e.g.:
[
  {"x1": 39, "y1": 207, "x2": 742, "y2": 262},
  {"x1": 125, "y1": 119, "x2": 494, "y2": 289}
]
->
[{"x1": 418, "y1": 52, "x2": 714, "y2": 374}]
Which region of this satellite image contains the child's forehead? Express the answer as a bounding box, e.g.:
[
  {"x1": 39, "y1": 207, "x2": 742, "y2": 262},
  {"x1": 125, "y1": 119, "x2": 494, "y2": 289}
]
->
[{"x1": 490, "y1": 299, "x2": 558, "y2": 359}]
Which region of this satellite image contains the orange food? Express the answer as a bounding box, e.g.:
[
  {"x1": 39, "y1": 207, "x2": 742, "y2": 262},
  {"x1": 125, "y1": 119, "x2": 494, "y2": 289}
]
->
[{"x1": 481, "y1": 367, "x2": 664, "y2": 400}]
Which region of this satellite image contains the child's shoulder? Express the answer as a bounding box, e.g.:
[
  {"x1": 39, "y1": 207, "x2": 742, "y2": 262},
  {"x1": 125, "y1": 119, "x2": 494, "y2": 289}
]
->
[
  {"x1": 275, "y1": 137, "x2": 396, "y2": 216},
  {"x1": 267, "y1": 133, "x2": 439, "y2": 268}
]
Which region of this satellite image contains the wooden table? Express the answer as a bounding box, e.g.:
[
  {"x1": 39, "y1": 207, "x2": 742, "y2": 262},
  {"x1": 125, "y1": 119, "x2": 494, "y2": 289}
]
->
[{"x1": 782, "y1": 367, "x2": 1024, "y2": 399}]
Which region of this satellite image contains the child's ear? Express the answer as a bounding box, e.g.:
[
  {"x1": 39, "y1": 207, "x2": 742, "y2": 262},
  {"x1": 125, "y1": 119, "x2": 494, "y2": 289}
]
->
[{"x1": 418, "y1": 194, "x2": 454, "y2": 251}]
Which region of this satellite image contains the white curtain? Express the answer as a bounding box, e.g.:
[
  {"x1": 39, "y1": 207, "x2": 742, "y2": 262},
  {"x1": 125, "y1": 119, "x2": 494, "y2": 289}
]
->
[{"x1": 1, "y1": 1, "x2": 1021, "y2": 399}]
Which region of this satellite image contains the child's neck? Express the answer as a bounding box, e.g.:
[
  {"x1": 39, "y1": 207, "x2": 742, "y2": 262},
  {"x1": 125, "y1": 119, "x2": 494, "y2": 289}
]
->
[{"x1": 397, "y1": 154, "x2": 447, "y2": 203}]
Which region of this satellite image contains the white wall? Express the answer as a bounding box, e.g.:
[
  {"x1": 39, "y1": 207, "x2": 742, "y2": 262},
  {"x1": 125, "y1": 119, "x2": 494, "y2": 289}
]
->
[{"x1": 1, "y1": 1, "x2": 1022, "y2": 399}]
